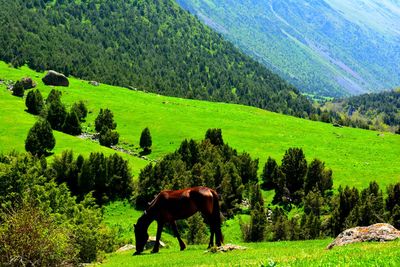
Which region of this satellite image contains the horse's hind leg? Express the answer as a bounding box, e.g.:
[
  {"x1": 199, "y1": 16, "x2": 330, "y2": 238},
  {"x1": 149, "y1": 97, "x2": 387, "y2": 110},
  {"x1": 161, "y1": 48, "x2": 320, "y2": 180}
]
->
[
  {"x1": 171, "y1": 221, "x2": 186, "y2": 251},
  {"x1": 208, "y1": 227, "x2": 214, "y2": 248}
]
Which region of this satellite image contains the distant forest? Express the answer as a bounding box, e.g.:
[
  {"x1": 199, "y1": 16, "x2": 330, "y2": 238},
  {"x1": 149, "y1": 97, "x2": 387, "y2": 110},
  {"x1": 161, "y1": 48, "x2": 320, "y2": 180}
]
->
[
  {"x1": 321, "y1": 90, "x2": 400, "y2": 132},
  {"x1": 0, "y1": 0, "x2": 314, "y2": 118}
]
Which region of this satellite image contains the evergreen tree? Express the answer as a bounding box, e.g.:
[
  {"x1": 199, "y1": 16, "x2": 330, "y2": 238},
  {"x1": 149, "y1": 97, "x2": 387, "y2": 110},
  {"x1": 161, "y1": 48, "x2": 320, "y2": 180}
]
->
[
  {"x1": 99, "y1": 128, "x2": 119, "y2": 147},
  {"x1": 25, "y1": 89, "x2": 44, "y2": 115},
  {"x1": 305, "y1": 159, "x2": 333, "y2": 195},
  {"x1": 62, "y1": 111, "x2": 82, "y2": 135},
  {"x1": 261, "y1": 157, "x2": 278, "y2": 190},
  {"x1": 236, "y1": 153, "x2": 259, "y2": 185},
  {"x1": 185, "y1": 213, "x2": 208, "y2": 245},
  {"x1": 220, "y1": 162, "x2": 244, "y2": 218},
  {"x1": 47, "y1": 98, "x2": 67, "y2": 130},
  {"x1": 71, "y1": 101, "x2": 88, "y2": 122},
  {"x1": 304, "y1": 190, "x2": 323, "y2": 217},
  {"x1": 46, "y1": 89, "x2": 62, "y2": 105},
  {"x1": 12, "y1": 80, "x2": 24, "y2": 97},
  {"x1": 281, "y1": 148, "x2": 307, "y2": 204},
  {"x1": 205, "y1": 128, "x2": 224, "y2": 146},
  {"x1": 25, "y1": 119, "x2": 56, "y2": 156},
  {"x1": 248, "y1": 183, "x2": 267, "y2": 242},
  {"x1": 139, "y1": 127, "x2": 152, "y2": 152},
  {"x1": 386, "y1": 183, "x2": 400, "y2": 212},
  {"x1": 95, "y1": 108, "x2": 116, "y2": 132}
]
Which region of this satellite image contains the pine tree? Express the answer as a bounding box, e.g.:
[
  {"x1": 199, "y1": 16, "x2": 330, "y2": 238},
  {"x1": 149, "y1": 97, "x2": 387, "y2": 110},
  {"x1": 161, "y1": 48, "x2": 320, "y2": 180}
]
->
[
  {"x1": 47, "y1": 98, "x2": 67, "y2": 130},
  {"x1": 205, "y1": 128, "x2": 224, "y2": 146},
  {"x1": 25, "y1": 119, "x2": 56, "y2": 156},
  {"x1": 71, "y1": 101, "x2": 88, "y2": 122},
  {"x1": 25, "y1": 89, "x2": 44, "y2": 115},
  {"x1": 99, "y1": 128, "x2": 119, "y2": 147},
  {"x1": 185, "y1": 213, "x2": 208, "y2": 245},
  {"x1": 62, "y1": 111, "x2": 82, "y2": 135},
  {"x1": 305, "y1": 159, "x2": 332, "y2": 195},
  {"x1": 139, "y1": 127, "x2": 152, "y2": 152},
  {"x1": 281, "y1": 148, "x2": 307, "y2": 204},
  {"x1": 95, "y1": 108, "x2": 116, "y2": 132},
  {"x1": 45, "y1": 89, "x2": 62, "y2": 104},
  {"x1": 261, "y1": 157, "x2": 278, "y2": 190},
  {"x1": 248, "y1": 183, "x2": 267, "y2": 242}
]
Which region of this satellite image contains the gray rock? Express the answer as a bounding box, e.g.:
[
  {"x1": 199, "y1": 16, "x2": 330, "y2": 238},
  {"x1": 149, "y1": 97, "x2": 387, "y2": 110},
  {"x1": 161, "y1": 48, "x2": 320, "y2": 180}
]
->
[
  {"x1": 20, "y1": 77, "x2": 36, "y2": 89},
  {"x1": 117, "y1": 244, "x2": 135, "y2": 252},
  {"x1": 207, "y1": 244, "x2": 247, "y2": 253},
  {"x1": 42, "y1": 70, "x2": 69, "y2": 87},
  {"x1": 145, "y1": 237, "x2": 166, "y2": 250},
  {"x1": 327, "y1": 223, "x2": 400, "y2": 249},
  {"x1": 89, "y1": 81, "x2": 100, "y2": 86}
]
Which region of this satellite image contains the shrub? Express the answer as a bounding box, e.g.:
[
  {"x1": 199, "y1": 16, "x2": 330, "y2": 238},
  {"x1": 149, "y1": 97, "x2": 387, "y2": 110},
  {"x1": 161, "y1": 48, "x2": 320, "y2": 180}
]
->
[
  {"x1": 63, "y1": 110, "x2": 82, "y2": 135},
  {"x1": 25, "y1": 119, "x2": 56, "y2": 156},
  {"x1": 139, "y1": 127, "x2": 152, "y2": 152},
  {"x1": 0, "y1": 203, "x2": 78, "y2": 266},
  {"x1": 95, "y1": 108, "x2": 116, "y2": 132},
  {"x1": 25, "y1": 89, "x2": 44, "y2": 115},
  {"x1": 99, "y1": 128, "x2": 119, "y2": 147},
  {"x1": 71, "y1": 101, "x2": 88, "y2": 122}
]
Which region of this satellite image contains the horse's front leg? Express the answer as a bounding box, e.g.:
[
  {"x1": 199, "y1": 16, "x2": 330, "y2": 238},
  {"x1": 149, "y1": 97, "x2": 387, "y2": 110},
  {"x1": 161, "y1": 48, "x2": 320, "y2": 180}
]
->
[
  {"x1": 208, "y1": 228, "x2": 215, "y2": 248},
  {"x1": 152, "y1": 221, "x2": 164, "y2": 253},
  {"x1": 171, "y1": 221, "x2": 186, "y2": 251}
]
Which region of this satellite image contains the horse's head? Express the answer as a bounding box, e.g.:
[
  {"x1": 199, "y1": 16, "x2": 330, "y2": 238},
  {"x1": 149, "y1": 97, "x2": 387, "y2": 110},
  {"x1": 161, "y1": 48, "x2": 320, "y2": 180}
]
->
[{"x1": 134, "y1": 216, "x2": 149, "y2": 254}]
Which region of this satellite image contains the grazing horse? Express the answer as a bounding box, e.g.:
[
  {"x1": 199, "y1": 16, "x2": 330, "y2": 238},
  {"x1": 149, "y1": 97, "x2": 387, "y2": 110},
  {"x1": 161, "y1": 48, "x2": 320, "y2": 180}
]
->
[{"x1": 134, "y1": 186, "x2": 223, "y2": 255}]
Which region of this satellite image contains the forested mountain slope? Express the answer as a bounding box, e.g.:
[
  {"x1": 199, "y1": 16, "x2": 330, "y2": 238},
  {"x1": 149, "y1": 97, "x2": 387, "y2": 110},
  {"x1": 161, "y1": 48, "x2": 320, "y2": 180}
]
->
[
  {"x1": 177, "y1": 0, "x2": 400, "y2": 98},
  {"x1": 0, "y1": 0, "x2": 313, "y2": 117}
]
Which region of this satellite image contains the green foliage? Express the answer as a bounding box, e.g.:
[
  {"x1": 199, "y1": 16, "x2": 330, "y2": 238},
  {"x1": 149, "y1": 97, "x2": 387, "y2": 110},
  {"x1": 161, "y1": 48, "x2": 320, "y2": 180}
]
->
[
  {"x1": 261, "y1": 157, "x2": 278, "y2": 190},
  {"x1": 139, "y1": 127, "x2": 152, "y2": 152},
  {"x1": 99, "y1": 128, "x2": 119, "y2": 148},
  {"x1": 71, "y1": 101, "x2": 88, "y2": 122},
  {"x1": 304, "y1": 159, "x2": 333, "y2": 196},
  {"x1": 281, "y1": 148, "x2": 307, "y2": 204},
  {"x1": 185, "y1": 213, "x2": 208, "y2": 245},
  {"x1": 25, "y1": 89, "x2": 44, "y2": 115},
  {"x1": 12, "y1": 80, "x2": 24, "y2": 97},
  {"x1": 46, "y1": 89, "x2": 62, "y2": 104},
  {"x1": 25, "y1": 119, "x2": 55, "y2": 156},
  {"x1": 0, "y1": 203, "x2": 78, "y2": 266},
  {"x1": 241, "y1": 183, "x2": 267, "y2": 242},
  {"x1": 95, "y1": 108, "x2": 117, "y2": 132},
  {"x1": 205, "y1": 128, "x2": 224, "y2": 146},
  {"x1": 0, "y1": 152, "x2": 117, "y2": 264},
  {"x1": 63, "y1": 110, "x2": 82, "y2": 136},
  {"x1": 46, "y1": 95, "x2": 67, "y2": 131}
]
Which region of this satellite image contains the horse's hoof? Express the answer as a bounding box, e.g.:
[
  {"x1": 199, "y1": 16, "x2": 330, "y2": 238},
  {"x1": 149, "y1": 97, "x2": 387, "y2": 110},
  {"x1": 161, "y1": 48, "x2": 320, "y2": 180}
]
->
[
  {"x1": 151, "y1": 250, "x2": 159, "y2": 254},
  {"x1": 133, "y1": 251, "x2": 141, "y2": 256}
]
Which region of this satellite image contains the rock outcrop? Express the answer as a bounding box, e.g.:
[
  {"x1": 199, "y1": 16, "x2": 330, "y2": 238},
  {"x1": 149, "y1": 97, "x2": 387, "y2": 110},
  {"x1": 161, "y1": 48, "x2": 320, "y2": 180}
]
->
[
  {"x1": 20, "y1": 77, "x2": 36, "y2": 89},
  {"x1": 327, "y1": 223, "x2": 400, "y2": 249},
  {"x1": 42, "y1": 70, "x2": 69, "y2": 87}
]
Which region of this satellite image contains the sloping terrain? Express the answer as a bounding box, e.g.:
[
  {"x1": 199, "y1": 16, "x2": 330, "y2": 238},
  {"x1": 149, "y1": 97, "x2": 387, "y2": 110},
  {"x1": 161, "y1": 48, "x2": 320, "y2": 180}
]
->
[
  {"x1": 0, "y1": 0, "x2": 312, "y2": 117},
  {"x1": 1, "y1": 62, "x2": 399, "y2": 189},
  {"x1": 177, "y1": 0, "x2": 400, "y2": 98}
]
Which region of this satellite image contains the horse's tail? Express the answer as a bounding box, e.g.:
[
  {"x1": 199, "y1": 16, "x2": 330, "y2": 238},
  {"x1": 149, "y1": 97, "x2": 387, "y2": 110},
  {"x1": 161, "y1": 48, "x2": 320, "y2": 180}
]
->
[{"x1": 211, "y1": 189, "x2": 224, "y2": 245}]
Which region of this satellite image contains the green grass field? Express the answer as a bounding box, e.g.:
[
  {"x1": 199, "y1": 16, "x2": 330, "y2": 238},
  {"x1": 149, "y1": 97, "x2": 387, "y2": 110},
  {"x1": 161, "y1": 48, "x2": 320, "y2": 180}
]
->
[
  {"x1": 101, "y1": 202, "x2": 400, "y2": 266},
  {"x1": 2, "y1": 63, "x2": 400, "y2": 266},
  {"x1": 97, "y1": 238, "x2": 400, "y2": 267},
  {"x1": 1, "y1": 61, "x2": 399, "y2": 188}
]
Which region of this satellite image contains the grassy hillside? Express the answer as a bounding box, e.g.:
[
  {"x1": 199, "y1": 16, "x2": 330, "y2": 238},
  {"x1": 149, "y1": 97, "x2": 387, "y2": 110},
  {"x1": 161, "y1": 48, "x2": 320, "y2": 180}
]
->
[
  {"x1": 0, "y1": 0, "x2": 313, "y2": 117},
  {"x1": 1, "y1": 62, "x2": 399, "y2": 189}
]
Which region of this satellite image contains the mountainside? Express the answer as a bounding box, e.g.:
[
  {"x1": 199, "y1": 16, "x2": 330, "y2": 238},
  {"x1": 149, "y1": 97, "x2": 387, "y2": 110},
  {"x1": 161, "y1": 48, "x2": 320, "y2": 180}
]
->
[
  {"x1": 0, "y1": 0, "x2": 313, "y2": 117},
  {"x1": 2, "y1": 62, "x2": 400, "y2": 189},
  {"x1": 177, "y1": 0, "x2": 400, "y2": 98}
]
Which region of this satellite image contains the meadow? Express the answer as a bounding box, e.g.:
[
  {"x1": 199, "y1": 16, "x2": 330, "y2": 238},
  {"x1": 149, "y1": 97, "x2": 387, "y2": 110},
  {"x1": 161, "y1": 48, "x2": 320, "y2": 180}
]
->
[
  {"x1": 2, "y1": 62, "x2": 400, "y2": 266},
  {"x1": 1, "y1": 61, "x2": 399, "y2": 188}
]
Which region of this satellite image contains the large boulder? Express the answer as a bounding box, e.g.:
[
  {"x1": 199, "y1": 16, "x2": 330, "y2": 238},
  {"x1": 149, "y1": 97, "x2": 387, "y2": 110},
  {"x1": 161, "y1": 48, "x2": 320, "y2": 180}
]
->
[
  {"x1": 42, "y1": 70, "x2": 69, "y2": 87},
  {"x1": 327, "y1": 223, "x2": 400, "y2": 249},
  {"x1": 20, "y1": 77, "x2": 36, "y2": 89}
]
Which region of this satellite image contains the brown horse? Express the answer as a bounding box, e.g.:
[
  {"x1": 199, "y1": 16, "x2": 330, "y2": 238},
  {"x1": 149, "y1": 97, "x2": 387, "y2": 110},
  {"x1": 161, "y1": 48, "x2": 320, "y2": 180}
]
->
[{"x1": 134, "y1": 186, "x2": 223, "y2": 255}]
